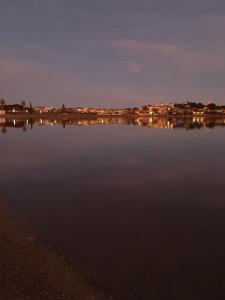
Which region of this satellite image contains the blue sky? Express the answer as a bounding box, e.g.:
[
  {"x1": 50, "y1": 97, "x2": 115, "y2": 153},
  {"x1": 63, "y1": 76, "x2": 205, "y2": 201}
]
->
[{"x1": 1, "y1": 0, "x2": 225, "y2": 107}]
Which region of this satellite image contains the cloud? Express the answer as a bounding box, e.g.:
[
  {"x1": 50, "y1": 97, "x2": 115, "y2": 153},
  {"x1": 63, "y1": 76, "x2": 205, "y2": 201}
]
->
[
  {"x1": 0, "y1": 61, "x2": 46, "y2": 78},
  {"x1": 0, "y1": 48, "x2": 150, "y2": 106},
  {"x1": 109, "y1": 38, "x2": 225, "y2": 70},
  {"x1": 110, "y1": 39, "x2": 186, "y2": 55},
  {"x1": 123, "y1": 62, "x2": 144, "y2": 73}
]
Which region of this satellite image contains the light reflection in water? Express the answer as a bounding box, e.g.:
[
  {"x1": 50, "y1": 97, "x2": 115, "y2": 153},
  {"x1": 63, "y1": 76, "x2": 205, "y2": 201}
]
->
[
  {"x1": 1, "y1": 116, "x2": 225, "y2": 134},
  {"x1": 1, "y1": 116, "x2": 225, "y2": 300}
]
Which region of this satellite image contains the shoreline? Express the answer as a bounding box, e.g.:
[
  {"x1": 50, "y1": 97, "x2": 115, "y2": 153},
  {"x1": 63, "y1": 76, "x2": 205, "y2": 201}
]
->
[
  {"x1": 4, "y1": 112, "x2": 99, "y2": 120},
  {"x1": 3, "y1": 111, "x2": 225, "y2": 120},
  {"x1": 1, "y1": 113, "x2": 225, "y2": 132},
  {"x1": 0, "y1": 201, "x2": 111, "y2": 300}
]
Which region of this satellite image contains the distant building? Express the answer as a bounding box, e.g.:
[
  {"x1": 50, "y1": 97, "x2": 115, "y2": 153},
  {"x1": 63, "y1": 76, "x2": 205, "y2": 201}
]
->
[
  {"x1": 4, "y1": 104, "x2": 24, "y2": 112},
  {"x1": 33, "y1": 106, "x2": 53, "y2": 113}
]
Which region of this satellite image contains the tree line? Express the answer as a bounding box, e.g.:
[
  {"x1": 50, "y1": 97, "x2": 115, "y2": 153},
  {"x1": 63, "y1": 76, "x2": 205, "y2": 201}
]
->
[{"x1": 0, "y1": 99, "x2": 33, "y2": 112}]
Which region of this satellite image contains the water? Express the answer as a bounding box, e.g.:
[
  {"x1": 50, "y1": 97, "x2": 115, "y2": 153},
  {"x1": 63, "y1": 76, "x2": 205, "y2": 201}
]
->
[{"x1": 1, "y1": 117, "x2": 225, "y2": 299}]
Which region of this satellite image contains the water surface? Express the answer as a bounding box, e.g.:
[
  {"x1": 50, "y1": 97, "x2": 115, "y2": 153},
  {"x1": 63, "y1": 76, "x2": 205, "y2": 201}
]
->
[{"x1": 1, "y1": 118, "x2": 225, "y2": 299}]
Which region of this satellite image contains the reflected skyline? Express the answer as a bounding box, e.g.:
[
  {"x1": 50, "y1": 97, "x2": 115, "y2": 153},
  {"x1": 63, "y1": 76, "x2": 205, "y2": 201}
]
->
[{"x1": 1, "y1": 116, "x2": 225, "y2": 134}]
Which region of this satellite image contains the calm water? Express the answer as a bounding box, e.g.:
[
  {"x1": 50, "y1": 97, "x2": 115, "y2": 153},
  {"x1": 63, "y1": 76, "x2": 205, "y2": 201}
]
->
[{"x1": 1, "y1": 118, "x2": 225, "y2": 299}]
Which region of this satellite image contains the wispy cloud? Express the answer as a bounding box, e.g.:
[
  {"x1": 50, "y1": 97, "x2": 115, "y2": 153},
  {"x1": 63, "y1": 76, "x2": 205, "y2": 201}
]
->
[
  {"x1": 0, "y1": 48, "x2": 149, "y2": 106},
  {"x1": 110, "y1": 39, "x2": 188, "y2": 56},
  {"x1": 122, "y1": 62, "x2": 144, "y2": 73},
  {"x1": 0, "y1": 61, "x2": 46, "y2": 78},
  {"x1": 109, "y1": 38, "x2": 225, "y2": 69}
]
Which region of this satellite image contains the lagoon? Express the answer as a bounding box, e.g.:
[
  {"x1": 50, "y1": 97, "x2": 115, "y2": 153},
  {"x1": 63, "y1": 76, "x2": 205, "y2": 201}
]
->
[{"x1": 1, "y1": 117, "x2": 225, "y2": 299}]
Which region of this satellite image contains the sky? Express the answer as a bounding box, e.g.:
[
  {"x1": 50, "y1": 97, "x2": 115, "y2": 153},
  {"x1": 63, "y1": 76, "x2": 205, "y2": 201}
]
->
[{"x1": 0, "y1": 0, "x2": 225, "y2": 107}]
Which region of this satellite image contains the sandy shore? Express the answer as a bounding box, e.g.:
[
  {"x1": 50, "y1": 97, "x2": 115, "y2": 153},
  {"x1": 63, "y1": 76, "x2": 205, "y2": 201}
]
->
[{"x1": 0, "y1": 201, "x2": 111, "y2": 300}]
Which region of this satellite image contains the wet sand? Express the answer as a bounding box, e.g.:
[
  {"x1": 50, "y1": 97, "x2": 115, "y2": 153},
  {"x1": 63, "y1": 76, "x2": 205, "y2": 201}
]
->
[{"x1": 0, "y1": 201, "x2": 110, "y2": 300}]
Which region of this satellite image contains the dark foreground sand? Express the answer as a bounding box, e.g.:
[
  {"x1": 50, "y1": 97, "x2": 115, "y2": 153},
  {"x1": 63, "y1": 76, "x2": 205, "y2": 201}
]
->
[{"x1": 0, "y1": 201, "x2": 110, "y2": 300}]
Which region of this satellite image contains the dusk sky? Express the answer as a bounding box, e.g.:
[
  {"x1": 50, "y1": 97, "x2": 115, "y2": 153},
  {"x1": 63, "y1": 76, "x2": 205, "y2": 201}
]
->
[{"x1": 1, "y1": 0, "x2": 225, "y2": 107}]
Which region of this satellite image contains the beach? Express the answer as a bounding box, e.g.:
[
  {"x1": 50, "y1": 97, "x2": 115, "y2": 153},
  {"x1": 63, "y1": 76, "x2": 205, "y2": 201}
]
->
[{"x1": 0, "y1": 201, "x2": 110, "y2": 300}]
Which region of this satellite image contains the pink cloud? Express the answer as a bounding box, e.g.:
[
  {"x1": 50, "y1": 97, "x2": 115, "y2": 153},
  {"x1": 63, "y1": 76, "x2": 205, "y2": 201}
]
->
[
  {"x1": 0, "y1": 51, "x2": 48, "y2": 79},
  {"x1": 110, "y1": 39, "x2": 186, "y2": 56},
  {"x1": 0, "y1": 49, "x2": 150, "y2": 106},
  {"x1": 109, "y1": 38, "x2": 225, "y2": 68},
  {"x1": 123, "y1": 62, "x2": 144, "y2": 73}
]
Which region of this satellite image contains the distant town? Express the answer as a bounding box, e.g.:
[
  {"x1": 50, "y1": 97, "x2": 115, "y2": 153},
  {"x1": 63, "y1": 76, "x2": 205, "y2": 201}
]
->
[
  {"x1": 1, "y1": 98, "x2": 225, "y2": 133},
  {"x1": 1, "y1": 98, "x2": 225, "y2": 117}
]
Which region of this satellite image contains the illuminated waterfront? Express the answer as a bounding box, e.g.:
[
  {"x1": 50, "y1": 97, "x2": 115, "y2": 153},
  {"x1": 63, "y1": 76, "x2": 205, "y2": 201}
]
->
[{"x1": 1, "y1": 115, "x2": 225, "y2": 134}]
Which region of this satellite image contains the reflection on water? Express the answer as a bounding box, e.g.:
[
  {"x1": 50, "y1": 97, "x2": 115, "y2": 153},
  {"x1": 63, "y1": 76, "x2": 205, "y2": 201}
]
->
[
  {"x1": 1, "y1": 117, "x2": 225, "y2": 300},
  {"x1": 1, "y1": 115, "x2": 225, "y2": 133}
]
